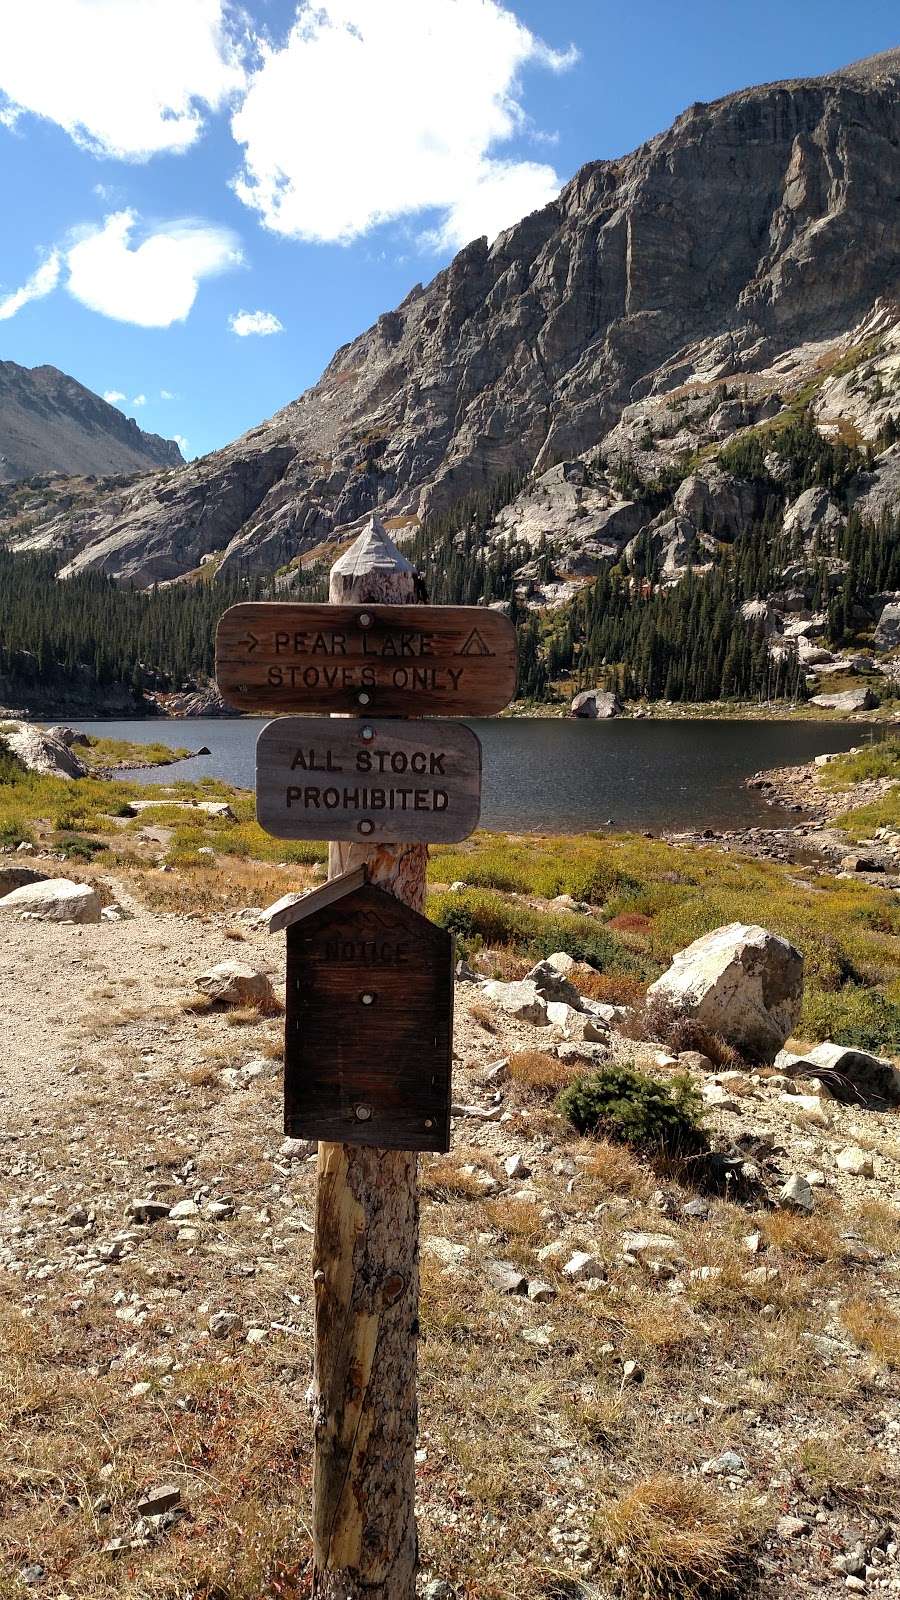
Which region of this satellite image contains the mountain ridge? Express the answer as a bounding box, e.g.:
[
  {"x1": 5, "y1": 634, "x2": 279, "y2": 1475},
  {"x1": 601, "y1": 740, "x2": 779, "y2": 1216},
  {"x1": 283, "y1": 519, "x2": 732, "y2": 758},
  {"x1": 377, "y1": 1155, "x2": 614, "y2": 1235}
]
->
[
  {"x1": 0, "y1": 360, "x2": 184, "y2": 483},
  {"x1": 3, "y1": 47, "x2": 900, "y2": 589}
]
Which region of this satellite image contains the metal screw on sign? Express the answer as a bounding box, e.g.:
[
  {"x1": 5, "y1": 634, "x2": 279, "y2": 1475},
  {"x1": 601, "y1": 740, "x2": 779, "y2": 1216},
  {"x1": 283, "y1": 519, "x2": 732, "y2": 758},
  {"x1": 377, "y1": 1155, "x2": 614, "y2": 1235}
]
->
[
  {"x1": 357, "y1": 691, "x2": 371, "y2": 705},
  {"x1": 358, "y1": 611, "x2": 373, "y2": 627}
]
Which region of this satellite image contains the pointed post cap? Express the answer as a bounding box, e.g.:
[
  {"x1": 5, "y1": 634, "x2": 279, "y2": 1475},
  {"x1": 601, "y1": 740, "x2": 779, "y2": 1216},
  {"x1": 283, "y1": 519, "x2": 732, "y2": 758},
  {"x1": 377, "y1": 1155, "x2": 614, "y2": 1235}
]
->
[{"x1": 329, "y1": 512, "x2": 418, "y2": 603}]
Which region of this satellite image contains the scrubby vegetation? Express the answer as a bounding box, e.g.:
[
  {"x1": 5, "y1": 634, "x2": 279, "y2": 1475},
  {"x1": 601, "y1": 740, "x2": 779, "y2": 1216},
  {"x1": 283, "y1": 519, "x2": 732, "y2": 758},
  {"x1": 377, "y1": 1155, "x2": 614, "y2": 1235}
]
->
[
  {"x1": 557, "y1": 1064, "x2": 708, "y2": 1157},
  {"x1": 429, "y1": 832, "x2": 900, "y2": 1050}
]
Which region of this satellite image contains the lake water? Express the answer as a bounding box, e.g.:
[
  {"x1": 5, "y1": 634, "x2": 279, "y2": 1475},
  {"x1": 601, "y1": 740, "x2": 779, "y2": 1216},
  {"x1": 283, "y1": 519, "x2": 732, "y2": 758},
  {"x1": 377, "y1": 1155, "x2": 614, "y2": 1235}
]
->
[{"x1": 68, "y1": 716, "x2": 880, "y2": 834}]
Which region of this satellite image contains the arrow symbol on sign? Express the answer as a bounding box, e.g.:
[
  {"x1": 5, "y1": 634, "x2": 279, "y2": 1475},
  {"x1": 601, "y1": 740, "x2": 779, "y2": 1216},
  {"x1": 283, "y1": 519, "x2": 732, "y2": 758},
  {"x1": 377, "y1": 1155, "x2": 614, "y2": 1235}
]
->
[{"x1": 240, "y1": 631, "x2": 260, "y2": 653}]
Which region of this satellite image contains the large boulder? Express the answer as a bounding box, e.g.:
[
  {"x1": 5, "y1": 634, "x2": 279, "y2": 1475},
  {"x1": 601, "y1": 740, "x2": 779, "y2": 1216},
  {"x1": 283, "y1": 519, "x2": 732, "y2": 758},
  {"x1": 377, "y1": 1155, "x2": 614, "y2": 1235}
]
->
[
  {"x1": 0, "y1": 878, "x2": 101, "y2": 922},
  {"x1": 0, "y1": 722, "x2": 87, "y2": 778},
  {"x1": 570, "y1": 689, "x2": 621, "y2": 719},
  {"x1": 0, "y1": 865, "x2": 48, "y2": 898},
  {"x1": 809, "y1": 687, "x2": 880, "y2": 711},
  {"x1": 874, "y1": 602, "x2": 900, "y2": 650},
  {"x1": 195, "y1": 961, "x2": 277, "y2": 1010},
  {"x1": 672, "y1": 469, "x2": 761, "y2": 537},
  {"x1": 646, "y1": 923, "x2": 803, "y2": 1062},
  {"x1": 781, "y1": 487, "x2": 844, "y2": 542}
]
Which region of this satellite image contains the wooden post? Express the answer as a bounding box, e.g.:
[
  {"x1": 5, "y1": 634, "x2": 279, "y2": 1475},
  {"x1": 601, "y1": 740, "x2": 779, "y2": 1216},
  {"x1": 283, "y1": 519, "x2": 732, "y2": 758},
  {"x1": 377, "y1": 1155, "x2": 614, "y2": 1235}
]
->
[{"x1": 311, "y1": 515, "x2": 425, "y2": 1598}]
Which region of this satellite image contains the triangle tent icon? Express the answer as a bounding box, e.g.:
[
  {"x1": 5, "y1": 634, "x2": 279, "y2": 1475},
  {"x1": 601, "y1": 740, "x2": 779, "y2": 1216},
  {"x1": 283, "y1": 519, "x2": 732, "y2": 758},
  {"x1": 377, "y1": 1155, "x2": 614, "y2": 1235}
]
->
[{"x1": 457, "y1": 628, "x2": 493, "y2": 657}]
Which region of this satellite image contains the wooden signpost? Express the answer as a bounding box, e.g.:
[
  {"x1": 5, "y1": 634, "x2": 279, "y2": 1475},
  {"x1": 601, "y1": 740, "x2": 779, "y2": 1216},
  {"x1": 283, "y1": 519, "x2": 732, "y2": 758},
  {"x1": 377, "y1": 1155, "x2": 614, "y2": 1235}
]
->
[
  {"x1": 256, "y1": 715, "x2": 482, "y2": 843},
  {"x1": 216, "y1": 516, "x2": 517, "y2": 1599}
]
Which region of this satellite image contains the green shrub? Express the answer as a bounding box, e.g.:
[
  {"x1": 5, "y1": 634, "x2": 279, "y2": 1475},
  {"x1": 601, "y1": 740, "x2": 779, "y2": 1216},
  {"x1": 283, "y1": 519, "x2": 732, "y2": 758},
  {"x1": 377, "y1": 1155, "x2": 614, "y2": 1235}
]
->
[
  {"x1": 801, "y1": 986, "x2": 900, "y2": 1054},
  {"x1": 557, "y1": 1064, "x2": 708, "y2": 1157},
  {"x1": 428, "y1": 889, "x2": 649, "y2": 976},
  {"x1": 52, "y1": 832, "x2": 106, "y2": 862}
]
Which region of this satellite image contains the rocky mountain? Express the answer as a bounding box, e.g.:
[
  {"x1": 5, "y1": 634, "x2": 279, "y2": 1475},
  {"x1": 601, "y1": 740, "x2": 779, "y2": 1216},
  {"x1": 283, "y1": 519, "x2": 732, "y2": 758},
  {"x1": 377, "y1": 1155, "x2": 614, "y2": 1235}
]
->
[
  {"x1": 0, "y1": 361, "x2": 183, "y2": 483},
  {"x1": 3, "y1": 48, "x2": 900, "y2": 632}
]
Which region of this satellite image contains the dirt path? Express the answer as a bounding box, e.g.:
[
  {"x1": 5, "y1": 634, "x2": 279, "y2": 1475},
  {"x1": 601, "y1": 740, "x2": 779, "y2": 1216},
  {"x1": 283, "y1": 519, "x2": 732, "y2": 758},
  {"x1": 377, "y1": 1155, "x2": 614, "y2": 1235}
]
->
[{"x1": 1, "y1": 859, "x2": 899, "y2": 1599}]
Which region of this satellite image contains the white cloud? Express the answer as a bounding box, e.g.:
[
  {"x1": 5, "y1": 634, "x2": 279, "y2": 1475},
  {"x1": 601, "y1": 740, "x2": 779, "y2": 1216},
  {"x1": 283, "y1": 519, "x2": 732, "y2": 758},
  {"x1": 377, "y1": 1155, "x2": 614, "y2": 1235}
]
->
[
  {"x1": 160, "y1": 389, "x2": 175, "y2": 400},
  {"x1": 103, "y1": 389, "x2": 126, "y2": 404},
  {"x1": 230, "y1": 0, "x2": 576, "y2": 249},
  {"x1": 0, "y1": 0, "x2": 245, "y2": 160},
  {"x1": 173, "y1": 434, "x2": 190, "y2": 455},
  {"x1": 0, "y1": 250, "x2": 61, "y2": 321},
  {"x1": 421, "y1": 159, "x2": 563, "y2": 253},
  {"x1": 66, "y1": 210, "x2": 243, "y2": 328},
  {"x1": 131, "y1": 394, "x2": 147, "y2": 407},
  {"x1": 228, "y1": 308, "x2": 284, "y2": 336}
]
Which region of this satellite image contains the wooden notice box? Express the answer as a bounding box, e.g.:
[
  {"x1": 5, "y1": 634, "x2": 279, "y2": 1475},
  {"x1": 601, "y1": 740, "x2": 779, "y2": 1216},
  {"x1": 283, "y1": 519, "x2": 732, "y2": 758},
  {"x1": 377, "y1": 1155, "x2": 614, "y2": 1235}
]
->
[{"x1": 278, "y1": 871, "x2": 453, "y2": 1152}]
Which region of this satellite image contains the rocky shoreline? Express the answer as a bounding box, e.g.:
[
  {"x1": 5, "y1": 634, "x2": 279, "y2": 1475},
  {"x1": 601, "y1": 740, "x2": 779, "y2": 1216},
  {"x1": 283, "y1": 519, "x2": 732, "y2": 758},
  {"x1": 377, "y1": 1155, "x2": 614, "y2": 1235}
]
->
[{"x1": 658, "y1": 749, "x2": 900, "y2": 885}]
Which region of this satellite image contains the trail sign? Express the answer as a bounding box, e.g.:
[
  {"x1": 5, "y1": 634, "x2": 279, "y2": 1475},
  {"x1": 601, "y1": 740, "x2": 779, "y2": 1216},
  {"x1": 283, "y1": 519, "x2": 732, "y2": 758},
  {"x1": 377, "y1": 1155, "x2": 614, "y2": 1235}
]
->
[
  {"x1": 278, "y1": 869, "x2": 453, "y2": 1152},
  {"x1": 215, "y1": 600, "x2": 517, "y2": 717},
  {"x1": 256, "y1": 716, "x2": 482, "y2": 844}
]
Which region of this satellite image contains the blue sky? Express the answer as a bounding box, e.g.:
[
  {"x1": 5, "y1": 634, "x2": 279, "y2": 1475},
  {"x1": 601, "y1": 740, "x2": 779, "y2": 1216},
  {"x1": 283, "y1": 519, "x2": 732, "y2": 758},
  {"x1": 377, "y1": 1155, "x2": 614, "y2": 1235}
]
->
[{"x1": 0, "y1": 1, "x2": 896, "y2": 462}]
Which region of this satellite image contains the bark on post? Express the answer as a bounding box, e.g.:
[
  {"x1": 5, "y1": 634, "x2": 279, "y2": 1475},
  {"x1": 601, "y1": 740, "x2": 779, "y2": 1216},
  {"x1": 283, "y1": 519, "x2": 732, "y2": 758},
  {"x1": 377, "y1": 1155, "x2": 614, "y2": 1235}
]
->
[{"x1": 312, "y1": 515, "x2": 424, "y2": 1598}]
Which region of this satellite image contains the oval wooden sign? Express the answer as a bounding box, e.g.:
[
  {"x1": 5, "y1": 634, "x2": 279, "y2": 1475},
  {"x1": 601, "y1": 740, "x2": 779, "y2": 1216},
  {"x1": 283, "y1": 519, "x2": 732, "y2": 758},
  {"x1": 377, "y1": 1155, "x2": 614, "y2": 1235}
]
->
[
  {"x1": 216, "y1": 601, "x2": 517, "y2": 717},
  {"x1": 256, "y1": 717, "x2": 482, "y2": 843}
]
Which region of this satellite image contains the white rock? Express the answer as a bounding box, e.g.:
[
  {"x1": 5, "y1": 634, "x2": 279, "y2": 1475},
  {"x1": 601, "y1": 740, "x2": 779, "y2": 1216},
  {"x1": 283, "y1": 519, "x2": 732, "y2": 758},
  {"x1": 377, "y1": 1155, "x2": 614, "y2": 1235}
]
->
[
  {"x1": 480, "y1": 979, "x2": 548, "y2": 1026},
  {"x1": 836, "y1": 1146, "x2": 874, "y2": 1178},
  {"x1": 195, "y1": 961, "x2": 276, "y2": 1009},
  {"x1": 0, "y1": 878, "x2": 101, "y2": 923},
  {"x1": 504, "y1": 1153, "x2": 531, "y2": 1180},
  {"x1": 209, "y1": 1311, "x2": 242, "y2": 1338},
  {"x1": 702, "y1": 1450, "x2": 745, "y2": 1476},
  {"x1": 779, "y1": 1175, "x2": 814, "y2": 1212},
  {"x1": 168, "y1": 1199, "x2": 199, "y2": 1221},
  {"x1": 280, "y1": 1137, "x2": 316, "y2": 1161},
  {"x1": 563, "y1": 1250, "x2": 604, "y2": 1281},
  {"x1": 527, "y1": 1279, "x2": 557, "y2": 1303},
  {"x1": 536, "y1": 1240, "x2": 566, "y2": 1265},
  {"x1": 546, "y1": 952, "x2": 577, "y2": 975},
  {"x1": 776, "y1": 1042, "x2": 900, "y2": 1107},
  {"x1": 646, "y1": 922, "x2": 803, "y2": 1061},
  {"x1": 622, "y1": 1231, "x2": 679, "y2": 1256}
]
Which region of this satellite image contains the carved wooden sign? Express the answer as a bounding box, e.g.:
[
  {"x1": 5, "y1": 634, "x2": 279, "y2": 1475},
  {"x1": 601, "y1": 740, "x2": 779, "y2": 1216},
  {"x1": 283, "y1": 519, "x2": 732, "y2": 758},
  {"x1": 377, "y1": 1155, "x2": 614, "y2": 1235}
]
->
[
  {"x1": 278, "y1": 870, "x2": 453, "y2": 1152},
  {"x1": 256, "y1": 716, "x2": 482, "y2": 843},
  {"x1": 215, "y1": 601, "x2": 517, "y2": 717}
]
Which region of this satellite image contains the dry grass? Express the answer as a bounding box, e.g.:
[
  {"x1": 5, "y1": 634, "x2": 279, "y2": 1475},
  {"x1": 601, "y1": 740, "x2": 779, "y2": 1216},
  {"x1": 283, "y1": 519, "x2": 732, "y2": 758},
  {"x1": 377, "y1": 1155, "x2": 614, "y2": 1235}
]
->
[
  {"x1": 507, "y1": 1049, "x2": 573, "y2": 1097},
  {"x1": 421, "y1": 1155, "x2": 486, "y2": 1201},
  {"x1": 468, "y1": 1001, "x2": 498, "y2": 1033},
  {"x1": 0, "y1": 1298, "x2": 313, "y2": 1599},
  {"x1": 763, "y1": 1210, "x2": 844, "y2": 1263},
  {"x1": 841, "y1": 1296, "x2": 900, "y2": 1367},
  {"x1": 584, "y1": 1137, "x2": 649, "y2": 1196},
  {"x1": 578, "y1": 969, "x2": 645, "y2": 1006},
  {"x1": 593, "y1": 1475, "x2": 761, "y2": 1600}
]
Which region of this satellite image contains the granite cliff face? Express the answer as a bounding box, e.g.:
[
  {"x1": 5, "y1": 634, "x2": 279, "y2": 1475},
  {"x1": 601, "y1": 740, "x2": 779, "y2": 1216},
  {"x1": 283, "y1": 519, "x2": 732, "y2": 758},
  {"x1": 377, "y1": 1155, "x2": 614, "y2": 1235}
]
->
[
  {"x1": 0, "y1": 361, "x2": 184, "y2": 482},
  {"x1": 8, "y1": 49, "x2": 900, "y2": 585}
]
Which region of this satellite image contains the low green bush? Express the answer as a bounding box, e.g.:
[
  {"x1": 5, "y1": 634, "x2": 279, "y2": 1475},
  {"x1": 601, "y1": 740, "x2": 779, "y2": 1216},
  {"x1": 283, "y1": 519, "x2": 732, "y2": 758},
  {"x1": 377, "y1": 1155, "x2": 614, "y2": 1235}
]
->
[
  {"x1": 557, "y1": 1063, "x2": 708, "y2": 1157},
  {"x1": 52, "y1": 832, "x2": 107, "y2": 862},
  {"x1": 428, "y1": 889, "x2": 649, "y2": 976}
]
